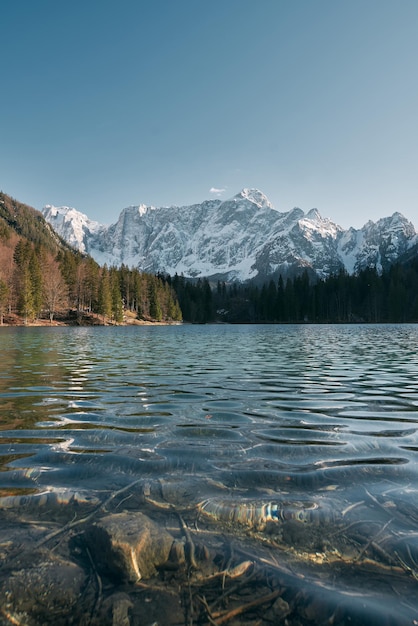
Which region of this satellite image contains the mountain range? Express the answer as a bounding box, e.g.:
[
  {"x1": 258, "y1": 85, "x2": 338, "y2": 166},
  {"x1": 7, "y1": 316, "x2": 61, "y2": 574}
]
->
[{"x1": 42, "y1": 189, "x2": 418, "y2": 283}]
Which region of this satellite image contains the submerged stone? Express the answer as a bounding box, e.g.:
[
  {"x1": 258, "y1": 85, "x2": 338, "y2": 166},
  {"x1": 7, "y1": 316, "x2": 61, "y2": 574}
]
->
[
  {"x1": 85, "y1": 511, "x2": 174, "y2": 582},
  {"x1": 0, "y1": 553, "x2": 85, "y2": 625},
  {"x1": 98, "y1": 592, "x2": 133, "y2": 626}
]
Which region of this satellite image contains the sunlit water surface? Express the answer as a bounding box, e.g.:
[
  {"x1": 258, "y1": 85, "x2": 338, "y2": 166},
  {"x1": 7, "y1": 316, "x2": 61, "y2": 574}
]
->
[{"x1": 2, "y1": 324, "x2": 418, "y2": 623}]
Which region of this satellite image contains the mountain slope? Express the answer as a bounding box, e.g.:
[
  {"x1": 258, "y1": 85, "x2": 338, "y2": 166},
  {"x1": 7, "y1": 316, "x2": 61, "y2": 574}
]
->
[
  {"x1": 42, "y1": 189, "x2": 418, "y2": 281},
  {"x1": 0, "y1": 191, "x2": 71, "y2": 252}
]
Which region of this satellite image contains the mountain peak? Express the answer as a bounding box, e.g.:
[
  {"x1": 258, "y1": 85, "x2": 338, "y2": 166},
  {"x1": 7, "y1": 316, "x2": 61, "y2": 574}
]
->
[
  {"x1": 121, "y1": 203, "x2": 153, "y2": 217},
  {"x1": 233, "y1": 188, "x2": 274, "y2": 210},
  {"x1": 306, "y1": 208, "x2": 321, "y2": 220}
]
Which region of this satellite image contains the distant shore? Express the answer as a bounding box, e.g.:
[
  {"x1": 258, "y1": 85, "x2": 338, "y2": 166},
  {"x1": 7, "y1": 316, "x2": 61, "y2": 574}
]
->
[{"x1": 0, "y1": 310, "x2": 182, "y2": 327}]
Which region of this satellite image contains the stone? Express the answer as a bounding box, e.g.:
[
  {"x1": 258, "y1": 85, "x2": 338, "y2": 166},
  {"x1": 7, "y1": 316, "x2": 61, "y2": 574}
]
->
[
  {"x1": 99, "y1": 592, "x2": 133, "y2": 626},
  {"x1": 85, "y1": 511, "x2": 174, "y2": 582},
  {"x1": 270, "y1": 596, "x2": 291, "y2": 619},
  {"x1": 0, "y1": 553, "x2": 86, "y2": 625}
]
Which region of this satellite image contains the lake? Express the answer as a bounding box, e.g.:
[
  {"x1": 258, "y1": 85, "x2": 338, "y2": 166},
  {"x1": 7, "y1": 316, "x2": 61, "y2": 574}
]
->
[{"x1": 1, "y1": 324, "x2": 418, "y2": 625}]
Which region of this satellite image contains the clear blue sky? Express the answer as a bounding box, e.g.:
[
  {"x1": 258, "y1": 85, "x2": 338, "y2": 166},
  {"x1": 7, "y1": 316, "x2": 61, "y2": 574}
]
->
[{"x1": 1, "y1": 0, "x2": 417, "y2": 228}]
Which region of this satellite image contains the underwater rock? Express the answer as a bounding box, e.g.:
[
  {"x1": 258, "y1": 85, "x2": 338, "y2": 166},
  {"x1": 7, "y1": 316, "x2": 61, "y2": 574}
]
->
[
  {"x1": 0, "y1": 553, "x2": 85, "y2": 625},
  {"x1": 85, "y1": 511, "x2": 174, "y2": 582},
  {"x1": 264, "y1": 595, "x2": 291, "y2": 621},
  {"x1": 98, "y1": 592, "x2": 133, "y2": 626}
]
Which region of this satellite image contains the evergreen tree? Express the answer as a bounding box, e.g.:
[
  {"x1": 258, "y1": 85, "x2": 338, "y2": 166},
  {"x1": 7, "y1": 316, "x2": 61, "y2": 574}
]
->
[
  {"x1": 276, "y1": 275, "x2": 285, "y2": 321},
  {"x1": 387, "y1": 264, "x2": 407, "y2": 322},
  {"x1": 284, "y1": 278, "x2": 296, "y2": 321},
  {"x1": 97, "y1": 265, "x2": 112, "y2": 322},
  {"x1": 110, "y1": 268, "x2": 124, "y2": 323},
  {"x1": 13, "y1": 241, "x2": 36, "y2": 323},
  {"x1": 16, "y1": 266, "x2": 35, "y2": 323},
  {"x1": 57, "y1": 249, "x2": 82, "y2": 310},
  {"x1": 29, "y1": 251, "x2": 43, "y2": 318},
  {"x1": 202, "y1": 278, "x2": 214, "y2": 322},
  {"x1": 148, "y1": 278, "x2": 162, "y2": 321},
  {"x1": 82, "y1": 258, "x2": 100, "y2": 313}
]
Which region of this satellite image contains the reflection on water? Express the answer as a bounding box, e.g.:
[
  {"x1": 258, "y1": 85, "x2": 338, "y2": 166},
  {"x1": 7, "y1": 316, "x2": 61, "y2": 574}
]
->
[{"x1": 1, "y1": 324, "x2": 418, "y2": 622}]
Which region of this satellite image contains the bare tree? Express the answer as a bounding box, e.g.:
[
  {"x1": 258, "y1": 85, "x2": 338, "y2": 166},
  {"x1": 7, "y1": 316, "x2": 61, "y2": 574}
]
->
[
  {"x1": 0, "y1": 238, "x2": 17, "y2": 316},
  {"x1": 43, "y1": 259, "x2": 69, "y2": 323},
  {"x1": 0, "y1": 279, "x2": 8, "y2": 325}
]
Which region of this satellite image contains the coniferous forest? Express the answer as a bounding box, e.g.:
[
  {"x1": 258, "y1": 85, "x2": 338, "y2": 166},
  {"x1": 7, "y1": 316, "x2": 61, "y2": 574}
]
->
[
  {"x1": 168, "y1": 263, "x2": 418, "y2": 324},
  {"x1": 1, "y1": 191, "x2": 418, "y2": 325}
]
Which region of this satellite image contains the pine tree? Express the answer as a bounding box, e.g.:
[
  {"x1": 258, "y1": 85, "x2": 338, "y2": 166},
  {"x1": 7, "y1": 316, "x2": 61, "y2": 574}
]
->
[
  {"x1": 29, "y1": 251, "x2": 43, "y2": 318},
  {"x1": 16, "y1": 266, "x2": 35, "y2": 323},
  {"x1": 110, "y1": 268, "x2": 124, "y2": 323},
  {"x1": 97, "y1": 265, "x2": 112, "y2": 322},
  {"x1": 57, "y1": 249, "x2": 81, "y2": 311},
  {"x1": 82, "y1": 258, "x2": 100, "y2": 313},
  {"x1": 148, "y1": 279, "x2": 162, "y2": 321},
  {"x1": 13, "y1": 240, "x2": 36, "y2": 323},
  {"x1": 276, "y1": 275, "x2": 285, "y2": 321}
]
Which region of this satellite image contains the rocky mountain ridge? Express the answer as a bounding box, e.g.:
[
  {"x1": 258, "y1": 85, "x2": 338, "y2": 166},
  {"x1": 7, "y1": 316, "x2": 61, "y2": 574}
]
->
[{"x1": 42, "y1": 189, "x2": 417, "y2": 282}]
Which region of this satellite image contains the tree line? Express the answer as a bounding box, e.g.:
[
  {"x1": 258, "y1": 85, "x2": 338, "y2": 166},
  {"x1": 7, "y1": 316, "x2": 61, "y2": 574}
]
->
[{"x1": 164, "y1": 262, "x2": 418, "y2": 324}]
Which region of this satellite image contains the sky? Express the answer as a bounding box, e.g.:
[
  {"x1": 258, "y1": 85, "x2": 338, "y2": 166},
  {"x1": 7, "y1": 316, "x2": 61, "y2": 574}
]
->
[{"x1": 1, "y1": 0, "x2": 418, "y2": 229}]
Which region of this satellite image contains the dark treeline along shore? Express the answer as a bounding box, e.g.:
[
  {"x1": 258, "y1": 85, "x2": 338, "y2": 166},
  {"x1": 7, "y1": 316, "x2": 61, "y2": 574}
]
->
[
  {"x1": 167, "y1": 260, "x2": 418, "y2": 324},
  {"x1": 1, "y1": 190, "x2": 418, "y2": 326}
]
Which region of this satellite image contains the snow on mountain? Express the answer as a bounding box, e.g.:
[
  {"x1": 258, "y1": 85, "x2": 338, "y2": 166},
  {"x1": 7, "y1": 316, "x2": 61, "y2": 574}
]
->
[
  {"x1": 42, "y1": 190, "x2": 418, "y2": 282},
  {"x1": 42, "y1": 205, "x2": 106, "y2": 254},
  {"x1": 337, "y1": 212, "x2": 416, "y2": 275}
]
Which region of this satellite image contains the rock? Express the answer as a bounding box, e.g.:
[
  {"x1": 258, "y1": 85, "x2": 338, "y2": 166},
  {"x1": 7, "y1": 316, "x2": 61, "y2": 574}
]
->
[
  {"x1": 0, "y1": 552, "x2": 86, "y2": 625},
  {"x1": 271, "y1": 596, "x2": 291, "y2": 619},
  {"x1": 99, "y1": 592, "x2": 133, "y2": 626},
  {"x1": 85, "y1": 511, "x2": 174, "y2": 582}
]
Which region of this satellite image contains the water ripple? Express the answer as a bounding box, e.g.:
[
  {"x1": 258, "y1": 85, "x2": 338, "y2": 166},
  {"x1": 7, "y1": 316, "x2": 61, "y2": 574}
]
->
[{"x1": 2, "y1": 325, "x2": 418, "y2": 616}]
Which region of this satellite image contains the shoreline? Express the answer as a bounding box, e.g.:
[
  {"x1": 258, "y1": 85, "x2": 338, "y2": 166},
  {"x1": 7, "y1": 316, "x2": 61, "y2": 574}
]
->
[{"x1": 0, "y1": 311, "x2": 182, "y2": 328}]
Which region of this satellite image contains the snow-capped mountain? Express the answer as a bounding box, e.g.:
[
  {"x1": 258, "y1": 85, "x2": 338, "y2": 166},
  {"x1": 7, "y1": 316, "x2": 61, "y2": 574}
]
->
[
  {"x1": 42, "y1": 205, "x2": 106, "y2": 253},
  {"x1": 42, "y1": 189, "x2": 417, "y2": 282}
]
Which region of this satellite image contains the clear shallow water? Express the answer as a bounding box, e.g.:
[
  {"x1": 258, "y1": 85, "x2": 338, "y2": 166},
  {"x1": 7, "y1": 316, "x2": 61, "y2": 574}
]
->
[{"x1": 2, "y1": 324, "x2": 418, "y2": 623}]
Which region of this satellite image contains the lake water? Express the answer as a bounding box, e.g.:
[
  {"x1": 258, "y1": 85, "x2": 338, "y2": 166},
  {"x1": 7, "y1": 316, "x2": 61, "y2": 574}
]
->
[{"x1": 1, "y1": 324, "x2": 418, "y2": 624}]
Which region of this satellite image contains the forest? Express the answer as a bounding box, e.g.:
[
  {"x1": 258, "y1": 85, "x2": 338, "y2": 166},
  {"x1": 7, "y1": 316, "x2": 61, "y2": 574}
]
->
[
  {"x1": 169, "y1": 261, "x2": 418, "y2": 324},
  {"x1": 0, "y1": 192, "x2": 182, "y2": 325},
  {"x1": 1, "y1": 191, "x2": 417, "y2": 326}
]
